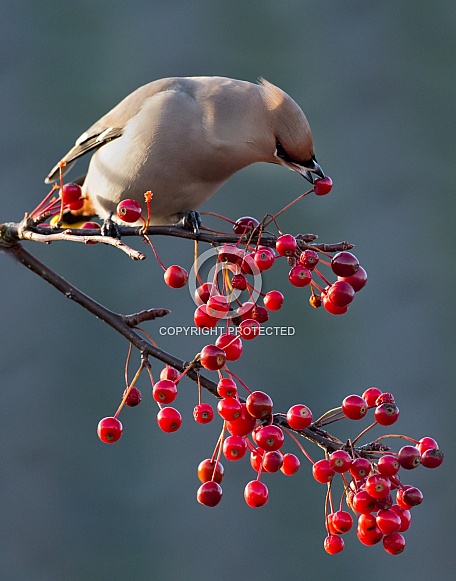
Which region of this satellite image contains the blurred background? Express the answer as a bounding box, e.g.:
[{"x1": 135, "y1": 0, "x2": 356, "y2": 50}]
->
[{"x1": 1, "y1": 1, "x2": 455, "y2": 579}]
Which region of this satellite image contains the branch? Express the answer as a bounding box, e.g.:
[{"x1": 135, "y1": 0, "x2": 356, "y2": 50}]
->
[
  {"x1": 1, "y1": 239, "x2": 348, "y2": 453},
  {"x1": 1, "y1": 220, "x2": 353, "y2": 254}
]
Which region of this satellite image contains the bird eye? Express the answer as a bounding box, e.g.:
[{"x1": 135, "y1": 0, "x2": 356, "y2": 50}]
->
[
  {"x1": 276, "y1": 141, "x2": 315, "y2": 169},
  {"x1": 275, "y1": 140, "x2": 293, "y2": 162}
]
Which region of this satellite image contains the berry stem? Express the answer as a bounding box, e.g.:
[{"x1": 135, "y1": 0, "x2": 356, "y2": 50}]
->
[
  {"x1": 313, "y1": 267, "x2": 332, "y2": 288},
  {"x1": 143, "y1": 234, "x2": 167, "y2": 271},
  {"x1": 114, "y1": 359, "x2": 145, "y2": 418},
  {"x1": 351, "y1": 421, "x2": 378, "y2": 445},
  {"x1": 282, "y1": 426, "x2": 315, "y2": 464},
  {"x1": 314, "y1": 407, "x2": 343, "y2": 425},
  {"x1": 372, "y1": 434, "x2": 417, "y2": 444},
  {"x1": 263, "y1": 189, "x2": 313, "y2": 228}
]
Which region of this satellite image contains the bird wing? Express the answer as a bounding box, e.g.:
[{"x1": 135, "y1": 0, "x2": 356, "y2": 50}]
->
[
  {"x1": 45, "y1": 126, "x2": 123, "y2": 183},
  {"x1": 44, "y1": 78, "x2": 180, "y2": 184}
]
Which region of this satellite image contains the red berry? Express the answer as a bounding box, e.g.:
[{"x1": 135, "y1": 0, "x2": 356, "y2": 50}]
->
[
  {"x1": 206, "y1": 294, "x2": 230, "y2": 318},
  {"x1": 357, "y1": 525, "x2": 383, "y2": 546},
  {"x1": 263, "y1": 290, "x2": 284, "y2": 311},
  {"x1": 329, "y1": 450, "x2": 352, "y2": 473},
  {"x1": 156, "y1": 407, "x2": 182, "y2": 432},
  {"x1": 312, "y1": 459, "x2": 335, "y2": 483},
  {"x1": 194, "y1": 282, "x2": 215, "y2": 305},
  {"x1": 246, "y1": 391, "x2": 273, "y2": 419},
  {"x1": 324, "y1": 534, "x2": 344, "y2": 554},
  {"x1": 193, "y1": 403, "x2": 214, "y2": 424},
  {"x1": 374, "y1": 403, "x2": 400, "y2": 426},
  {"x1": 244, "y1": 480, "x2": 269, "y2": 508},
  {"x1": 383, "y1": 532, "x2": 405, "y2": 555},
  {"x1": 232, "y1": 216, "x2": 259, "y2": 235},
  {"x1": 80, "y1": 221, "x2": 100, "y2": 230},
  {"x1": 61, "y1": 182, "x2": 82, "y2": 204},
  {"x1": 231, "y1": 274, "x2": 247, "y2": 290},
  {"x1": 194, "y1": 305, "x2": 218, "y2": 329},
  {"x1": 327, "y1": 280, "x2": 355, "y2": 308},
  {"x1": 331, "y1": 251, "x2": 359, "y2": 277},
  {"x1": 250, "y1": 449, "x2": 263, "y2": 471},
  {"x1": 253, "y1": 425, "x2": 284, "y2": 451},
  {"x1": 216, "y1": 377, "x2": 238, "y2": 398},
  {"x1": 217, "y1": 397, "x2": 242, "y2": 421},
  {"x1": 353, "y1": 490, "x2": 378, "y2": 514},
  {"x1": 238, "y1": 318, "x2": 260, "y2": 340},
  {"x1": 281, "y1": 453, "x2": 300, "y2": 475},
  {"x1": 197, "y1": 459, "x2": 224, "y2": 484},
  {"x1": 342, "y1": 394, "x2": 368, "y2": 420},
  {"x1": 197, "y1": 481, "x2": 222, "y2": 507},
  {"x1": 159, "y1": 365, "x2": 180, "y2": 383},
  {"x1": 116, "y1": 199, "x2": 142, "y2": 223},
  {"x1": 417, "y1": 436, "x2": 439, "y2": 454},
  {"x1": 365, "y1": 474, "x2": 391, "y2": 499},
  {"x1": 123, "y1": 385, "x2": 142, "y2": 407},
  {"x1": 313, "y1": 176, "x2": 333, "y2": 196},
  {"x1": 376, "y1": 392, "x2": 395, "y2": 405},
  {"x1": 68, "y1": 198, "x2": 84, "y2": 211},
  {"x1": 331, "y1": 510, "x2": 353, "y2": 534},
  {"x1": 237, "y1": 301, "x2": 255, "y2": 320},
  {"x1": 223, "y1": 435, "x2": 247, "y2": 461},
  {"x1": 322, "y1": 292, "x2": 349, "y2": 315},
  {"x1": 376, "y1": 508, "x2": 401, "y2": 534},
  {"x1": 350, "y1": 457, "x2": 372, "y2": 480},
  {"x1": 338, "y1": 266, "x2": 367, "y2": 292},
  {"x1": 398, "y1": 445, "x2": 421, "y2": 470},
  {"x1": 97, "y1": 417, "x2": 123, "y2": 444},
  {"x1": 299, "y1": 249, "x2": 319, "y2": 269},
  {"x1": 357, "y1": 512, "x2": 378, "y2": 533},
  {"x1": 164, "y1": 265, "x2": 188, "y2": 289},
  {"x1": 215, "y1": 334, "x2": 243, "y2": 361},
  {"x1": 80, "y1": 221, "x2": 101, "y2": 244},
  {"x1": 421, "y1": 448, "x2": 444, "y2": 468},
  {"x1": 240, "y1": 253, "x2": 256, "y2": 277},
  {"x1": 276, "y1": 234, "x2": 297, "y2": 257},
  {"x1": 254, "y1": 247, "x2": 276, "y2": 271},
  {"x1": 288, "y1": 265, "x2": 312, "y2": 287},
  {"x1": 153, "y1": 379, "x2": 178, "y2": 404},
  {"x1": 262, "y1": 451, "x2": 283, "y2": 473},
  {"x1": 250, "y1": 305, "x2": 269, "y2": 324},
  {"x1": 397, "y1": 486, "x2": 423, "y2": 508},
  {"x1": 226, "y1": 403, "x2": 256, "y2": 436},
  {"x1": 218, "y1": 244, "x2": 242, "y2": 265},
  {"x1": 200, "y1": 344, "x2": 226, "y2": 371},
  {"x1": 378, "y1": 454, "x2": 400, "y2": 476},
  {"x1": 390, "y1": 505, "x2": 412, "y2": 532},
  {"x1": 286, "y1": 404, "x2": 313, "y2": 430},
  {"x1": 362, "y1": 387, "x2": 382, "y2": 407}
]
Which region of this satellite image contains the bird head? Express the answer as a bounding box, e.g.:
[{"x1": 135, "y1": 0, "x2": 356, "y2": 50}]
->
[{"x1": 259, "y1": 78, "x2": 325, "y2": 183}]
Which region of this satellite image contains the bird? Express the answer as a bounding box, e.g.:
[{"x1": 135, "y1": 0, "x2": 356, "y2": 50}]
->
[{"x1": 45, "y1": 76, "x2": 325, "y2": 226}]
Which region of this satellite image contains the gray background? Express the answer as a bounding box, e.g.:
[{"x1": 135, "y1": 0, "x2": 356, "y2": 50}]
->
[{"x1": 1, "y1": 1, "x2": 454, "y2": 580}]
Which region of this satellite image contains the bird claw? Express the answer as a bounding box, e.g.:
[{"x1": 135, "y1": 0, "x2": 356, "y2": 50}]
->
[
  {"x1": 101, "y1": 214, "x2": 121, "y2": 238},
  {"x1": 177, "y1": 211, "x2": 201, "y2": 234}
]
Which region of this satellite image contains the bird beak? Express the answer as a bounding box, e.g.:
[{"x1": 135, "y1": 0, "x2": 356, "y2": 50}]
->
[{"x1": 297, "y1": 157, "x2": 325, "y2": 184}]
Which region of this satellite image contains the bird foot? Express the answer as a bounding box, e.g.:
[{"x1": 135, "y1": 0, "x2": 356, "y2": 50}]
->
[
  {"x1": 101, "y1": 213, "x2": 121, "y2": 238},
  {"x1": 177, "y1": 211, "x2": 202, "y2": 234}
]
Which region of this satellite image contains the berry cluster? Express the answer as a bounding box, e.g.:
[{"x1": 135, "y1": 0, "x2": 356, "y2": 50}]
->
[
  {"x1": 25, "y1": 177, "x2": 443, "y2": 556},
  {"x1": 96, "y1": 355, "x2": 443, "y2": 557},
  {"x1": 311, "y1": 388, "x2": 443, "y2": 555},
  {"x1": 28, "y1": 181, "x2": 86, "y2": 224}
]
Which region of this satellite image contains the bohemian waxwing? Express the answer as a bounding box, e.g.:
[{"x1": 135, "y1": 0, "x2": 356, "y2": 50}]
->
[{"x1": 46, "y1": 76, "x2": 324, "y2": 225}]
